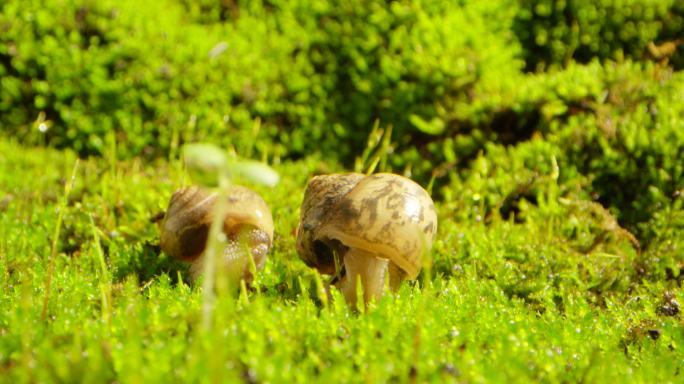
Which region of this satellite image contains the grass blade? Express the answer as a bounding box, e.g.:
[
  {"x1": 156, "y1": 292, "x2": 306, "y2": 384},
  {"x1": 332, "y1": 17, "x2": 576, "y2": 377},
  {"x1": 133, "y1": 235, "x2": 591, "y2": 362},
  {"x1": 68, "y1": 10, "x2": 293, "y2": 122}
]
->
[{"x1": 41, "y1": 159, "x2": 79, "y2": 321}]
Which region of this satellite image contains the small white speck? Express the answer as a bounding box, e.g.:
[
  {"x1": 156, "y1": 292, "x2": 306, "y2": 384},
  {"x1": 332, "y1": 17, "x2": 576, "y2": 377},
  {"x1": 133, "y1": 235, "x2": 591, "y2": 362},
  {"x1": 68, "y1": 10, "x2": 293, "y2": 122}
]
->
[
  {"x1": 450, "y1": 328, "x2": 460, "y2": 338},
  {"x1": 38, "y1": 123, "x2": 48, "y2": 133},
  {"x1": 209, "y1": 42, "x2": 229, "y2": 58}
]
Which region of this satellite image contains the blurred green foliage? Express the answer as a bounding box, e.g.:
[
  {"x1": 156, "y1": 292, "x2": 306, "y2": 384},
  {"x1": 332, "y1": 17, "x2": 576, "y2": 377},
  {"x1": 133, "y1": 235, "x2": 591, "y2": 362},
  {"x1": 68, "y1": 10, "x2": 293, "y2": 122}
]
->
[
  {"x1": 0, "y1": 0, "x2": 682, "y2": 253},
  {"x1": 0, "y1": 0, "x2": 523, "y2": 162},
  {"x1": 514, "y1": 0, "x2": 683, "y2": 70},
  {"x1": 0, "y1": 0, "x2": 320, "y2": 157}
]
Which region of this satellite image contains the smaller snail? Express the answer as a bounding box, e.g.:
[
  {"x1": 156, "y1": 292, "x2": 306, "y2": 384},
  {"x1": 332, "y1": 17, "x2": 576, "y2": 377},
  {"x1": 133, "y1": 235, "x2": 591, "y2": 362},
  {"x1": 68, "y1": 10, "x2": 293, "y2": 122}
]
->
[
  {"x1": 296, "y1": 173, "x2": 437, "y2": 306},
  {"x1": 160, "y1": 185, "x2": 273, "y2": 284}
]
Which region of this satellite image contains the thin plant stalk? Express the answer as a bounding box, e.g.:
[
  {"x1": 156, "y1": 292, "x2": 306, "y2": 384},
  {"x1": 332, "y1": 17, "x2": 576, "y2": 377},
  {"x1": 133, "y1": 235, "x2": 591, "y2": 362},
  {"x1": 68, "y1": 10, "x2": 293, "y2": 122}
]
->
[
  {"x1": 90, "y1": 215, "x2": 112, "y2": 328},
  {"x1": 201, "y1": 176, "x2": 230, "y2": 330},
  {"x1": 41, "y1": 159, "x2": 79, "y2": 321},
  {"x1": 410, "y1": 229, "x2": 434, "y2": 383}
]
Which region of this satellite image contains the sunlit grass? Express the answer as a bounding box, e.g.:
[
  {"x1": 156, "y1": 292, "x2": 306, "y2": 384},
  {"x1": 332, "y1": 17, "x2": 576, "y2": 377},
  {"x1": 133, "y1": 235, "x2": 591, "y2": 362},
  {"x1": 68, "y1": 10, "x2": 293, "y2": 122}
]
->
[{"x1": 1, "y1": 137, "x2": 682, "y2": 382}]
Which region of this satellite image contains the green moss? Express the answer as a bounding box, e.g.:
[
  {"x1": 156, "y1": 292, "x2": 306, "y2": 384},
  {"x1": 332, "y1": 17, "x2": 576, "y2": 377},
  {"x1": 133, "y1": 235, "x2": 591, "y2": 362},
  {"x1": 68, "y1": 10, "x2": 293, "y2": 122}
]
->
[
  {"x1": 2, "y1": 1, "x2": 684, "y2": 381},
  {"x1": 1, "y1": 134, "x2": 683, "y2": 381},
  {"x1": 514, "y1": 0, "x2": 680, "y2": 70}
]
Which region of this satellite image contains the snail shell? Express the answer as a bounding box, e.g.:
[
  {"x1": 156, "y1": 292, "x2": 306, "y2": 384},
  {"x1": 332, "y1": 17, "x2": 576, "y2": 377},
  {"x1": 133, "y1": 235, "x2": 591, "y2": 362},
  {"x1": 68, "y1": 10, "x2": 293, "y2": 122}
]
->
[
  {"x1": 296, "y1": 173, "x2": 437, "y2": 304},
  {"x1": 160, "y1": 185, "x2": 273, "y2": 282}
]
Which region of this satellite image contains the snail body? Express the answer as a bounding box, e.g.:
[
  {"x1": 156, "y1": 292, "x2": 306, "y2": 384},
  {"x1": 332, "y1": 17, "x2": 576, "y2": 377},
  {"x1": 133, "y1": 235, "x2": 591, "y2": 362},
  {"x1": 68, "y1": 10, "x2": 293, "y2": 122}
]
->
[
  {"x1": 160, "y1": 185, "x2": 273, "y2": 283},
  {"x1": 296, "y1": 173, "x2": 437, "y2": 306}
]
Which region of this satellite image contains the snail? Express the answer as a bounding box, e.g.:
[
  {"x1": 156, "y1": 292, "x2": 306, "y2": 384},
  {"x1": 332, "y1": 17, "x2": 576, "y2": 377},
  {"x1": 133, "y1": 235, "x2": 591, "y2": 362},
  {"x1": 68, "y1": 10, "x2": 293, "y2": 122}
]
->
[
  {"x1": 159, "y1": 185, "x2": 273, "y2": 284},
  {"x1": 296, "y1": 173, "x2": 438, "y2": 306}
]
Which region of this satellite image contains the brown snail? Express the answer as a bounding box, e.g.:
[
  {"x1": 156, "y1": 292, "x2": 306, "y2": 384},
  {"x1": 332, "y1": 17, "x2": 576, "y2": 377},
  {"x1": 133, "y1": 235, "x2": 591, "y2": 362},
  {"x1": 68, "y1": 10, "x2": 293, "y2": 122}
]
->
[
  {"x1": 160, "y1": 185, "x2": 273, "y2": 284},
  {"x1": 296, "y1": 173, "x2": 437, "y2": 306}
]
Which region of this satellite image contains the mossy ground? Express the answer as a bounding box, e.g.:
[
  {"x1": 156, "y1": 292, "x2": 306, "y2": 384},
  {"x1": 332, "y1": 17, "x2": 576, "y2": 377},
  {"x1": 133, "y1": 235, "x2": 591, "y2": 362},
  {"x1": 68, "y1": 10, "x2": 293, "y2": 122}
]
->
[
  {"x1": 1, "y1": 137, "x2": 682, "y2": 383},
  {"x1": 2, "y1": 0, "x2": 684, "y2": 382}
]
